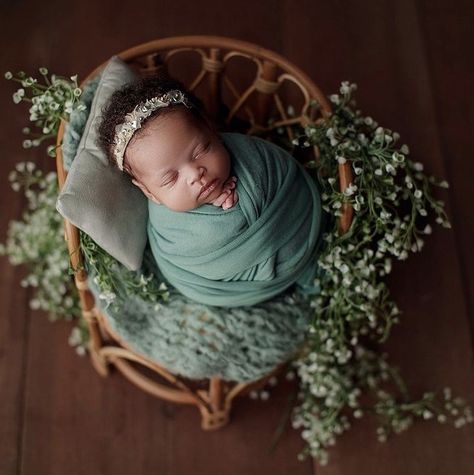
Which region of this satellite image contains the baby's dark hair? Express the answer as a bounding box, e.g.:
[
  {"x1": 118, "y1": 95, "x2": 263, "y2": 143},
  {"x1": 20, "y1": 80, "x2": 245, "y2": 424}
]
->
[{"x1": 95, "y1": 70, "x2": 216, "y2": 174}]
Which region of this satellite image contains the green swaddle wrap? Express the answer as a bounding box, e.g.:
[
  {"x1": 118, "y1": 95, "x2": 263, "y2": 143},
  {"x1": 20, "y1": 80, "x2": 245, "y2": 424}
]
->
[{"x1": 147, "y1": 132, "x2": 324, "y2": 307}]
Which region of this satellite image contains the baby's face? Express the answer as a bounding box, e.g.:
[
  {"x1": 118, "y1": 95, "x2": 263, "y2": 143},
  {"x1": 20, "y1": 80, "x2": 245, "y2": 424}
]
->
[{"x1": 124, "y1": 109, "x2": 231, "y2": 212}]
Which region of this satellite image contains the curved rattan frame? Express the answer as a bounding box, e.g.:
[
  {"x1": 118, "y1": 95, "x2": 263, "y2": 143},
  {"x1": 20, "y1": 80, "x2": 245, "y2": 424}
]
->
[{"x1": 55, "y1": 35, "x2": 354, "y2": 430}]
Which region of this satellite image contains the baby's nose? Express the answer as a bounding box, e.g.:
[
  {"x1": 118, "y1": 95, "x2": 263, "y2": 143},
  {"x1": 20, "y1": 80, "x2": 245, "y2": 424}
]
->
[{"x1": 187, "y1": 165, "x2": 205, "y2": 184}]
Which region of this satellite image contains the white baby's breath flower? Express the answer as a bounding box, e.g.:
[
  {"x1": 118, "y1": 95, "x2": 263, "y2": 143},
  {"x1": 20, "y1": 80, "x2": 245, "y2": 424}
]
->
[
  {"x1": 340, "y1": 81, "x2": 351, "y2": 95},
  {"x1": 13, "y1": 88, "x2": 25, "y2": 104},
  {"x1": 99, "y1": 290, "x2": 116, "y2": 307},
  {"x1": 260, "y1": 390, "x2": 270, "y2": 401}
]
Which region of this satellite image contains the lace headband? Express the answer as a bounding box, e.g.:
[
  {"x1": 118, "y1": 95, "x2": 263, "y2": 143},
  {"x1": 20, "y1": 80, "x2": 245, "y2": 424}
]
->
[{"x1": 112, "y1": 89, "x2": 192, "y2": 171}]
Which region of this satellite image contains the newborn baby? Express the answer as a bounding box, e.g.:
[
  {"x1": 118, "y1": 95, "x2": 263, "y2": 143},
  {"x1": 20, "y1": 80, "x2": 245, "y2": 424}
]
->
[{"x1": 97, "y1": 75, "x2": 324, "y2": 308}]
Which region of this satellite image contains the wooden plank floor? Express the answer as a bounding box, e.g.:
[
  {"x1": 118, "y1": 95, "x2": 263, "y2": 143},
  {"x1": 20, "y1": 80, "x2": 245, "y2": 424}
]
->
[{"x1": 1, "y1": 0, "x2": 473, "y2": 473}]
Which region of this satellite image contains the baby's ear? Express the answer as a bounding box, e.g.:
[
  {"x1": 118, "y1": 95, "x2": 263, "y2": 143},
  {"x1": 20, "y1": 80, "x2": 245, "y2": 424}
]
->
[{"x1": 131, "y1": 179, "x2": 161, "y2": 204}]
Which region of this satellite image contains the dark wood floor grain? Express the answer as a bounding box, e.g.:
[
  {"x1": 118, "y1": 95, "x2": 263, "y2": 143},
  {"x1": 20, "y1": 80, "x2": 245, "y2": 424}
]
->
[{"x1": 0, "y1": 0, "x2": 473, "y2": 474}]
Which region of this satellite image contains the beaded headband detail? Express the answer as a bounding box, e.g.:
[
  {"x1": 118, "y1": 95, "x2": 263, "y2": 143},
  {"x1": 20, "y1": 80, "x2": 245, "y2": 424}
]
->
[{"x1": 112, "y1": 89, "x2": 192, "y2": 171}]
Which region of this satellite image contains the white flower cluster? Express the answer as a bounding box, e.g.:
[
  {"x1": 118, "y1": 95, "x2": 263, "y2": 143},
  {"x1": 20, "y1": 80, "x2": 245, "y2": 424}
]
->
[
  {"x1": 0, "y1": 163, "x2": 84, "y2": 350},
  {"x1": 285, "y1": 81, "x2": 470, "y2": 465},
  {"x1": 5, "y1": 68, "x2": 86, "y2": 157}
]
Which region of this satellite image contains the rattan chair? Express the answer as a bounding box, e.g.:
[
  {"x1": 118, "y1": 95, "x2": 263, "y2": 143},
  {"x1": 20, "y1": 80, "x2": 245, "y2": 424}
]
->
[{"x1": 55, "y1": 35, "x2": 353, "y2": 430}]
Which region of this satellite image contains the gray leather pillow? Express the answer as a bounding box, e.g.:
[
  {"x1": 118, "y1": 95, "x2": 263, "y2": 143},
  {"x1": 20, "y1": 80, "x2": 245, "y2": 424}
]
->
[{"x1": 56, "y1": 55, "x2": 148, "y2": 271}]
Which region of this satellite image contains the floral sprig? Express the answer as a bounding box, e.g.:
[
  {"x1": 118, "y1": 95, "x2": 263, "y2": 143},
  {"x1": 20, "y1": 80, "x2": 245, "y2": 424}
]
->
[
  {"x1": 4, "y1": 68, "x2": 86, "y2": 157},
  {"x1": 284, "y1": 81, "x2": 472, "y2": 464},
  {"x1": 0, "y1": 163, "x2": 88, "y2": 355},
  {"x1": 0, "y1": 162, "x2": 80, "y2": 320},
  {"x1": 79, "y1": 233, "x2": 170, "y2": 312}
]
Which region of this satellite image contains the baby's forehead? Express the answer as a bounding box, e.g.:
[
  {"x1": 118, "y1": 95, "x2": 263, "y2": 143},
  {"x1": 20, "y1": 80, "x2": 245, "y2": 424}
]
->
[{"x1": 125, "y1": 112, "x2": 210, "y2": 170}]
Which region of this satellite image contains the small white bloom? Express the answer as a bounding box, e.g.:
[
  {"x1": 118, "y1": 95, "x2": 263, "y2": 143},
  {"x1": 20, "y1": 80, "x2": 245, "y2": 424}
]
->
[
  {"x1": 260, "y1": 390, "x2": 270, "y2": 401},
  {"x1": 413, "y1": 161, "x2": 424, "y2": 171},
  {"x1": 285, "y1": 370, "x2": 295, "y2": 381},
  {"x1": 340, "y1": 81, "x2": 351, "y2": 95},
  {"x1": 423, "y1": 410, "x2": 433, "y2": 420},
  {"x1": 13, "y1": 90, "x2": 24, "y2": 104},
  {"x1": 29, "y1": 299, "x2": 41, "y2": 310},
  {"x1": 437, "y1": 414, "x2": 447, "y2": 423},
  {"x1": 423, "y1": 224, "x2": 432, "y2": 234},
  {"x1": 5, "y1": 71, "x2": 13, "y2": 80},
  {"x1": 439, "y1": 180, "x2": 449, "y2": 188},
  {"x1": 414, "y1": 189, "x2": 423, "y2": 199},
  {"x1": 337, "y1": 155, "x2": 347, "y2": 164},
  {"x1": 374, "y1": 168, "x2": 383, "y2": 176}
]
